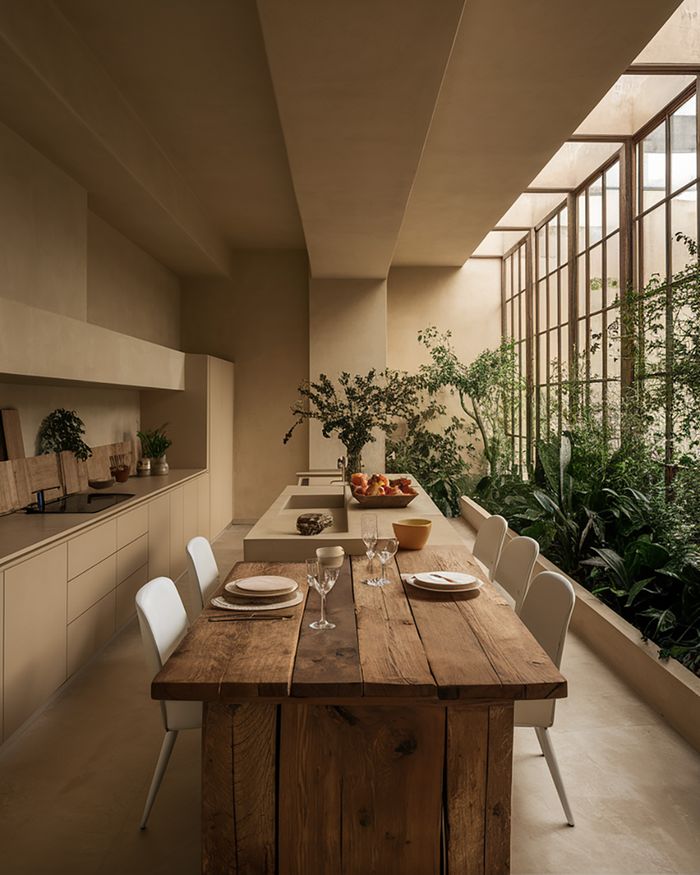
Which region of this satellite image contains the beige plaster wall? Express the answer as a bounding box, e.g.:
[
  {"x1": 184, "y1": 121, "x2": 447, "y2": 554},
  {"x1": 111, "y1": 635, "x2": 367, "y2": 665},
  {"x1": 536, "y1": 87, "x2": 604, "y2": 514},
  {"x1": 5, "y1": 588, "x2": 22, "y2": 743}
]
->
[
  {"x1": 387, "y1": 259, "x2": 502, "y2": 470},
  {"x1": 0, "y1": 383, "x2": 139, "y2": 458},
  {"x1": 86, "y1": 212, "x2": 181, "y2": 349},
  {"x1": 181, "y1": 251, "x2": 309, "y2": 521},
  {"x1": 0, "y1": 120, "x2": 87, "y2": 319},
  {"x1": 308, "y1": 277, "x2": 387, "y2": 473}
]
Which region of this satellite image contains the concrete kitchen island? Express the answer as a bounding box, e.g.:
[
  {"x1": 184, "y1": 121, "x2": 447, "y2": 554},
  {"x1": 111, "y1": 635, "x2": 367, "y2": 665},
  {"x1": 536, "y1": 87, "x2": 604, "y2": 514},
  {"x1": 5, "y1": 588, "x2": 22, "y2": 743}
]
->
[{"x1": 243, "y1": 477, "x2": 457, "y2": 561}]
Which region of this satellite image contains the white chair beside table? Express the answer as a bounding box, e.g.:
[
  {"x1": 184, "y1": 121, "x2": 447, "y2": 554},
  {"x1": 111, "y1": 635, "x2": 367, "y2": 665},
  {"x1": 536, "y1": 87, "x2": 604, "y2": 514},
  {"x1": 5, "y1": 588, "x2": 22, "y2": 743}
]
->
[
  {"x1": 135, "y1": 576, "x2": 202, "y2": 829},
  {"x1": 493, "y1": 534, "x2": 539, "y2": 613},
  {"x1": 185, "y1": 535, "x2": 220, "y2": 611},
  {"x1": 515, "y1": 570, "x2": 576, "y2": 826},
  {"x1": 472, "y1": 513, "x2": 507, "y2": 580}
]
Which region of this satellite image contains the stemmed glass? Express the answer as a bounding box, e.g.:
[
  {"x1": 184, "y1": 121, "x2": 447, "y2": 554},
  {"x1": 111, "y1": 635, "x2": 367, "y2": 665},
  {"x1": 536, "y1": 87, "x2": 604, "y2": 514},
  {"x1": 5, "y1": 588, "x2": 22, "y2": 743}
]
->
[
  {"x1": 370, "y1": 538, "x2": 399, "y2": 588},
  {"x1": 306, "y1": 558, "x2": 339, "y2": 630},
  {"x1": 361, "y1": 513, "x2": 378, "y2": 585}
]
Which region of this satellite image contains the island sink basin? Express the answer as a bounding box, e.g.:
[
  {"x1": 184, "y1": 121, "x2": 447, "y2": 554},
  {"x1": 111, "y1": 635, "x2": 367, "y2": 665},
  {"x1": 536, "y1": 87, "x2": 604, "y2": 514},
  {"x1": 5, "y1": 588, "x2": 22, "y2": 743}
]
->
[{"x1": 284, "y1": 492, "x2": 346, "y2": 510}]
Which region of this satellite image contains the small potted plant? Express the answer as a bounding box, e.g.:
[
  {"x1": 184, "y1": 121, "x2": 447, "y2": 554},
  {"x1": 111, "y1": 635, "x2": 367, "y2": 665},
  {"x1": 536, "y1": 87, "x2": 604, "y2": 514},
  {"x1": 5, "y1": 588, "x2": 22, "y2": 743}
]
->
[
  {"x1": 137, "y1": 424, "x2": 172, "y2": 476},
  {"x1": 37, "y1": 408, "x2": 93, "y2": 494}
]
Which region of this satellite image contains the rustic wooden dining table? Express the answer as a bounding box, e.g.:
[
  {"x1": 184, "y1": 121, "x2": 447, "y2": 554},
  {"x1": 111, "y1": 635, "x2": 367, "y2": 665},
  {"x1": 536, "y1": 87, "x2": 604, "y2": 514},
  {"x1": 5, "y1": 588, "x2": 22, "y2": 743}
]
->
[{"x1": 152, "y1": 544, "x2": 567, "y2": 875}]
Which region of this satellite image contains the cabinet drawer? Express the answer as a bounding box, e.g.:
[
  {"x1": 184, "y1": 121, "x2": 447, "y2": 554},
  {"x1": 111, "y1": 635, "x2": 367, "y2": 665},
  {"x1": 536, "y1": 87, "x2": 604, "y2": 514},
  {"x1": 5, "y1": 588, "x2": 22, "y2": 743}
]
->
[
  {"x1": 4, "y1": 544, "x2": 67, "y2": 738},
  {"x1": 68, "y1": 520, "x2": 117, "y2": 579},
  {"x1": 116, "y1": 564, "x2": 148, "y2": 628},
  {"x1": 117, "y1": 533, "x2": 148, "y2": 583},
  {"x1": 117, "y1": 505, "x2": 149, "y2": 550},
  {"x1": 67, "y1": 591, "x2": 115, "y2": 677},
  {"x1": 67, "y1": 554, "x2": 116, "y2": 623}
]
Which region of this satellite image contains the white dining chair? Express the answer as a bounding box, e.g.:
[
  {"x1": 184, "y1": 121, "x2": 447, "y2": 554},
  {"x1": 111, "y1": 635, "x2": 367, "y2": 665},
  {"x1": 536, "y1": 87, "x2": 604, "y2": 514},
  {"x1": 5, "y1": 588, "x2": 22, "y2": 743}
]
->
[
  {"x1": 473, "y1": 514, "x2": 507, "y2": 579},
  {"x1": 493, "y1": 535, "x2": 539, "y2": 613},
  {"x1": 185, "y1": 535, "x2": 220, "y2": 611},
  {"x1": 135, "y1": 576, "x2": 202, "y2": 829},
  {"x1": 515, "y1": 571, "x2": 576, "y2": 826}
]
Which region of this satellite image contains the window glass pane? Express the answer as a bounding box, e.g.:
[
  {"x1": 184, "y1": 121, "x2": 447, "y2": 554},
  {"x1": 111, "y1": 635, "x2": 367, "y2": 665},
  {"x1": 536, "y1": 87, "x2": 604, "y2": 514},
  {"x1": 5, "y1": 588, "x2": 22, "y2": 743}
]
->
[
  {"x1": 589, "y1": 177, "x2": 603, "y2": 245},
  {"x1": 670, "y1": 94, "x2": 696, "y2": 194},
  {"x1": 538, "y1": 280, "x2": 547, "y2": 332},
  {"x1": 547, "y1": 220, "x2": 558, "y2": 274},
  {"x1": 642, "y1": 122, "x2": 666, "y2": 211},
  {"x1": 519, "y1": 288, "x2": 526, "y2": 336},
  {"x1": 606, "y1": 234, "x2": 620, "y2": 302},
  {"x1": 519, "y1": 245, "x2": 527, "y2": 291},
  {"x1": 505, "y1": 299, "x2": 512, "y2": 338},
  {"x1": 590, "y1": 310, "x2": 604, "y2": 380},
  {"x1": 589, "y1": 243, "x2": 603, "y2": 311},
  {"x1": 605, "y1": 162, "x2": 620, "y2": 234},
  {"x1": 578, "y1": 319, "x2": 588, "y2": 371},
  {"x1": 559, "y1": 207, "x2": 568, "y2": 266},
  {"x1": 505, "y1": 258, "x2": 512, "y2": 299},
  {"x1": 671, "y1": 186, "x2": 697, "y2": 273},
  {"x1": 577, "y1": 193, "x2": 586, "y2": 253},
  {"x1": 548, "y1": 275, "x2": 558, "y2": 328},
  {"x1": 642, "y1": 206, "x2": 667, "y2": 285},
  {"x1": 577, "y1": 253, "x2": 587, "y2": 317},
  {"x1": 559, "y1": 268, "x2": 569, "y2": 325},
  {"x1": 538, "y1": 333, "x2": 548, "y2": 383},
  {"x1": 537, "y1": 228, "x2": 546, "y2": 279}
]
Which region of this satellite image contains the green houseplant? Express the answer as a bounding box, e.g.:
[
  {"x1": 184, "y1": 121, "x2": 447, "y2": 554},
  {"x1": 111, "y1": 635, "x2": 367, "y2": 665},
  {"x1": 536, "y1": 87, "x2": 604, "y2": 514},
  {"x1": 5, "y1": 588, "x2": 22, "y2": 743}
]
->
[
  {"x1": 137, "y1": 424, "x2": 172, "y2": 476},
  {"x1": 283, "y1": 369, "x2": 419, "y2": 476},
  {"x1": 37, "y1": 408, "x2": 92, "y2": 461}
]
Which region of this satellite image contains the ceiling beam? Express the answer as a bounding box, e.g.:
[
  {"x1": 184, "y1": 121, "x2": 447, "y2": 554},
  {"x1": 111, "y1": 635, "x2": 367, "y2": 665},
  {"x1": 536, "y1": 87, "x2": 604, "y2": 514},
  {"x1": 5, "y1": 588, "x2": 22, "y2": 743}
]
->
[{"x1": 257, "y1": 0, "x2": 465, "y2": 279}]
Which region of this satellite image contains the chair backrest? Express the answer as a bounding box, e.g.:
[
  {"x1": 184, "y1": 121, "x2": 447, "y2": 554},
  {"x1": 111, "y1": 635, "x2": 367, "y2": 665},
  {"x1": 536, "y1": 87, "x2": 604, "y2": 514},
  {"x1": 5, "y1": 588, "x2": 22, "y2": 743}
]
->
[
  {"x1": 473, "y1": 514, "x2": 507, "y2": 579},
  {"x1": 515, "y1": 571, "x2": 575, "y2": 729},
  {"x1": 185, "y1": 536, "x2": 219, "y2": 609},
  {"x1": 493, "y1": 535, "x2": 539, "y2": 612},
  {"x1": 135, "y1": 577, "x2": 189, "y2": 679},
  {"x1": 519, "y1": 571, "x2": 575, "y2": 670}
]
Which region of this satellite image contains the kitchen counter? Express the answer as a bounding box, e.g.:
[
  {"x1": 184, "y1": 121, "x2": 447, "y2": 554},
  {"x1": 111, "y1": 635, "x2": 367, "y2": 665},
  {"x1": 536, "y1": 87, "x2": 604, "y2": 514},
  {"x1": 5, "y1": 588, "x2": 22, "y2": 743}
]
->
[
  {"x1": 0, "y1": 469, "x2": 205, "y2": 567},
  {"x1": 243, "y1": 476, "x2": 458, "y2": 561}
]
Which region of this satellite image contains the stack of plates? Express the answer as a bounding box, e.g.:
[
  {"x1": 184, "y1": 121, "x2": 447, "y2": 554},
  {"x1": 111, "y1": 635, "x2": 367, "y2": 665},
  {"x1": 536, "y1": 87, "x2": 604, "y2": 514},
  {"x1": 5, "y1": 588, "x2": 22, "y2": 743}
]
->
[
  {"x1": 211, "y1": 575, "x2": 303, "y2": 612},
  {"x1": 403, "y1": 571, "x2": 483, "y2": 594}
]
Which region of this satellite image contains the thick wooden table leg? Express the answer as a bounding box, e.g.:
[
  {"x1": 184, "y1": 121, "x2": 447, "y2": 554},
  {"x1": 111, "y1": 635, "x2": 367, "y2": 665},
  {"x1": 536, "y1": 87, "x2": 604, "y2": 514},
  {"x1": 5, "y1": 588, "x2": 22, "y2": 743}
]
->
[
  {"x1": 445, "y1": 702, "x2": 514, "y2": 875},
  {"x1": 202, "y1": 702, "x2": 277, "y2": 875},
  {"x1": 279, "y1": 704, "x2": 445, "y2": 875}
]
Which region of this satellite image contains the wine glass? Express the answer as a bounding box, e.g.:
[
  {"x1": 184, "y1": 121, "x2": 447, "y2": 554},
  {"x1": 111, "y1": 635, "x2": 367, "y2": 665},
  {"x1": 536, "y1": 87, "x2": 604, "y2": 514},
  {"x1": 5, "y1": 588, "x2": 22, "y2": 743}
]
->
[
  {"x1": 361, "y1": 513, "x2": 378, "y2": 584},
  {"x1": 371, "y1": 538, "x2": 399, "y2": 588},
  {"x1": 306, "y1": 559, "x2": 338, "y2": 630}
]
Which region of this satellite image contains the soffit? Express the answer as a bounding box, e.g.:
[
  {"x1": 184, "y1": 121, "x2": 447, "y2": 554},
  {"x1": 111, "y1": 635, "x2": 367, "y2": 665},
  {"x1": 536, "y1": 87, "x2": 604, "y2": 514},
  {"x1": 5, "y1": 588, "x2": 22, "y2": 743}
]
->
[{"x1": 393, "y1": 0, "x2": 683, "y2": 267}]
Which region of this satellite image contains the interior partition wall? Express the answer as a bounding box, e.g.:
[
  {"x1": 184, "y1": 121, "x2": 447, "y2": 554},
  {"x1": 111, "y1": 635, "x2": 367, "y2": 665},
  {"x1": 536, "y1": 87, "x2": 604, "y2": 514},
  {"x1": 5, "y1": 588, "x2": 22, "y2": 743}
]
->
[{"x1": 501, "y1": 78, "x2": 699, "y2": 468}]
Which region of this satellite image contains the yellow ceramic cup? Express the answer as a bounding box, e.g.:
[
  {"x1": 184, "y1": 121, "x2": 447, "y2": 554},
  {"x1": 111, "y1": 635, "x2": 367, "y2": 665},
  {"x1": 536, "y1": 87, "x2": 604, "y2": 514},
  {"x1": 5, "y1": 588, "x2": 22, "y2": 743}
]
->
[{"x1": 392, "y1": 518, "x2": 432, "y2": 550}]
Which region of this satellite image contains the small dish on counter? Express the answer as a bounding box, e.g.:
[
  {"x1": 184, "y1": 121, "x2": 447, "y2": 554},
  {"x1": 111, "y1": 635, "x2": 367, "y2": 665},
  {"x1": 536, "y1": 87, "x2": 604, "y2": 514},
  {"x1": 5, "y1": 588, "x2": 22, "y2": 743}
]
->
[
  {"x1": 392, "y1": 518, "x2": 432, "y2": 550},
  {"x1": 88, "y1": 477, "x2": 115, "y2": 490}
]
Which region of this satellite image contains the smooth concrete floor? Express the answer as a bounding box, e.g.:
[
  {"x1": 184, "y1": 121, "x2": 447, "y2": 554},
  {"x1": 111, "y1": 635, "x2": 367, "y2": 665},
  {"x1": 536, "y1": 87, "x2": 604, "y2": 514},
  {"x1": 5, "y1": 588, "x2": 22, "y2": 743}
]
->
[{"x1": 0, "y1": 521, "x2": 698, "y2": 875}]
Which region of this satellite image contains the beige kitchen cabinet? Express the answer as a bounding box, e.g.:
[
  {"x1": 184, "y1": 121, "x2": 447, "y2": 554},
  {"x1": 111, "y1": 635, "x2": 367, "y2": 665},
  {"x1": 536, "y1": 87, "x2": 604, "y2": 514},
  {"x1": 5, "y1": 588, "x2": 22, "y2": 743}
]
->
[
  {"x1": 116, "y1": 564, "x2": 148, "y2": 628},
  {"x1": 68, "y1": 519, "x2": 117, "y2": 579},
  {"x1": 198, "y1": 473, "x2": 211, "y2": 540},
  {"x1": 148, "y1": 493, "x2": 170, "y2": 579},
  {"x1": 141, "y1": 354, "x2": 233, "y2": 540},
  {"x1": 4, "y1": 544, "x2": 67, "y2": 738},
  {"x1": 67, "y1": 554, "x2": 117, "y2": 624},
  {"x1": 184, "y1": 479, "x2": 199, "y2": 546},
  {"x1": 116, "y1": 504, "x2": 148, "y2": 550},
  {"x1": 117, "y1": 533, "x2": 148, "y2": 583},
  {"x1": 0, "y1": 572, "x2": 3, "y2": 741},
  {"x1": 169, "y1": 486, "x2": 185, "y2": 580},
  {"x1": 67, "y1": 591, "x2": 116, "y2": 677}
]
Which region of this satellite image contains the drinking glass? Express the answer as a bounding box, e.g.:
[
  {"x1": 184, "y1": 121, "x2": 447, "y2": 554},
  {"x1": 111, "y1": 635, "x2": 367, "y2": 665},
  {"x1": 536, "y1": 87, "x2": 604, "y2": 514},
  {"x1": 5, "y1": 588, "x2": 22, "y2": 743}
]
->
[
  {"x1": 307, "y1": 559, "x2": 338, "y2": 630},
  {"x1": 361, "y1": 513, "x2": 378, "y2": 584},
  {"x1": 370, "y1": 538, "x2": 399, "y2": 587}
]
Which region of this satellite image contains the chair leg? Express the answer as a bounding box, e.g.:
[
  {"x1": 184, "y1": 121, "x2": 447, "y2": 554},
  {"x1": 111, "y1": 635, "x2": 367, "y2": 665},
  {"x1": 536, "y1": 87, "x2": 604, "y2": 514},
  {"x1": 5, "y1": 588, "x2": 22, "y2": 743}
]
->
[
  {"x1": 534, "y1": 726, "x2": 575, "y2": 827},
  {"x1": 140, "y1": 729, "x2": 178, "y2": 829}
]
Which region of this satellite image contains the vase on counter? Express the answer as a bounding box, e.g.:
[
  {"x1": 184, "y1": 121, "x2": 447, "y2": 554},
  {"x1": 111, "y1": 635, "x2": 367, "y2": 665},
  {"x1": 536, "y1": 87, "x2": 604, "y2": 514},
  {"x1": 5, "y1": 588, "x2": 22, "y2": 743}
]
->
[
  {"x1": 345, "y1": 448, "x2": 364, "y2": 480},
  {"x1": 152, "y1": 454, "x2": 169, "y2": 476},
  {"x1": 137, "y1": 458, "x2": 152, "y2": 477}
]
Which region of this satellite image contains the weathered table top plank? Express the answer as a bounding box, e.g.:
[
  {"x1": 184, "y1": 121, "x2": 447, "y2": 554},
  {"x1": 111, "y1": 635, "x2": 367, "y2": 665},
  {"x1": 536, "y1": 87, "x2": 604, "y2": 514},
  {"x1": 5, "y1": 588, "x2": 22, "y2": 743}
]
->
[
  {"x1": 152, "y1": 546, "x2": 567, "y2": 704},
  {"x1": 152, "y1": 561, "x2": 307, "y2": 701},
  {"x1": 352, "y1": 555, "x2": 436, "y2": 698},
  {"x1": 290, "y1": 557, "x2": 362, "y2": 697},
  {"x1": 396, "y1": 546, "x2": 567, "y2": 701}
]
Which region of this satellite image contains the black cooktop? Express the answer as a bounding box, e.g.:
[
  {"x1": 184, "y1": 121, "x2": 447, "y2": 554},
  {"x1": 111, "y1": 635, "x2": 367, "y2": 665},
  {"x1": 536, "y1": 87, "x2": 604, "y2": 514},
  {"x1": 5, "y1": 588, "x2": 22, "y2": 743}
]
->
[{"x1": 25, "y1": 493, "x2": 135, "y2": 514}]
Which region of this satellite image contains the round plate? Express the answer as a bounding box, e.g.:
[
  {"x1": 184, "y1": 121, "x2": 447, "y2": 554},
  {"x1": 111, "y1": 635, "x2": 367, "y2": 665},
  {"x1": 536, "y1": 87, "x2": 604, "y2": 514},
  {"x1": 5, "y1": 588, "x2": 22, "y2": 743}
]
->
[
  {"x1": 415, "y1": 571, "x2": 477, "y2": 587},
  {"x1": 211, "y1": 591, "x2": 304, "y2": 612},
  {"x1": 406, "y1": 578, "x2": 483, "y2": 594},
  {"x1": 231, "y1": 575, "x2": 298, "y2": 596}
]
